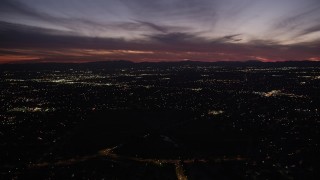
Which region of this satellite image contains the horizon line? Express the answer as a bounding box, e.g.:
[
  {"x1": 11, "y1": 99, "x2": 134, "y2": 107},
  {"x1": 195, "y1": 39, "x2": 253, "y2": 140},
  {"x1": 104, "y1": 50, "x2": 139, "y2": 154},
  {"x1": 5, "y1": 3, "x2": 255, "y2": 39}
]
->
[{"x1": 1, "y1": 59, "x2": 320, "y2": 65}]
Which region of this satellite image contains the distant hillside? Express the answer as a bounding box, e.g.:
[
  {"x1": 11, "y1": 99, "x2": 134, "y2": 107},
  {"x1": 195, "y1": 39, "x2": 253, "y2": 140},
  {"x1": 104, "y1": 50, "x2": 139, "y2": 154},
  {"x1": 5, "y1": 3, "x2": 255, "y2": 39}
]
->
[{"x1": 1, "y1": 60, "x2": 320, "y2": 70}]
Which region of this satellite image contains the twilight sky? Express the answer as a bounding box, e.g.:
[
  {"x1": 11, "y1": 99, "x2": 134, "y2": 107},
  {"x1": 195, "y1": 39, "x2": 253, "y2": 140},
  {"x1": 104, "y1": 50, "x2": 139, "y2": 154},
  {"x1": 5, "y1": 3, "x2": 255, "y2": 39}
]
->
[{"x1": 0, "y1": 0, "x2": 320, "y2": 63}]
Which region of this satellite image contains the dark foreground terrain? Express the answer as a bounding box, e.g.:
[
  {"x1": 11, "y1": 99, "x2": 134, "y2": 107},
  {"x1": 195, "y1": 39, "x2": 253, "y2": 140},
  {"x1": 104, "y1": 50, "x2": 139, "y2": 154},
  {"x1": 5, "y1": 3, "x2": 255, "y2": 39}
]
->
[{"x1": 1, "y1": 61, "x2": 319, "y2": 179}]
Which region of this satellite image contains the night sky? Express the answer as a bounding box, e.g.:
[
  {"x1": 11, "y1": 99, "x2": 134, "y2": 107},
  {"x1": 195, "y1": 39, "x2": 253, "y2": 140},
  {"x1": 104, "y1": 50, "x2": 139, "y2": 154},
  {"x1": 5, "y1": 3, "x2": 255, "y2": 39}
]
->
[{"x1": 1, "y1": 0, "x2": 320, "y2": 63}]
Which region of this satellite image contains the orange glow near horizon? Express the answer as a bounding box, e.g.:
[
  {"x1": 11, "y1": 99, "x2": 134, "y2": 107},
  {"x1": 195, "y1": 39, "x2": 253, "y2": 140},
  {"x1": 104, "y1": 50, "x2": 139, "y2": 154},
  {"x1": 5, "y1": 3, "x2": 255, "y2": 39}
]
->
[
  {"x1": 0, "y1": 48, "x2": 319, "y2": 63},
  {"x1": 0, "y1": 55, "x2": 41, "y2": 63}
]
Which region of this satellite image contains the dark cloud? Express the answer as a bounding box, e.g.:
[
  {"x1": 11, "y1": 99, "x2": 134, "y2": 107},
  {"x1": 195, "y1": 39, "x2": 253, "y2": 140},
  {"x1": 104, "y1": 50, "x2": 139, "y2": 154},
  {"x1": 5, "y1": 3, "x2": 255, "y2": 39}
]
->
[
  {"x1": 0, "y1": 21, "x2": 125, "y2": 49},
  {"x1": 119, "y1": 0, "x2": 218, "y2": 30},
  {"x1": 0, "y1": 0, "x2": 41, "y2": 18},
  {"x1": 147, "y1": 32, "x2": 206, "y2": 44},
  {"x1": 120, "y1": 0, "x2": 215, "y2": 16},
  {"x1": 1, "y1": 21, "x2": 319, "y2": 60},
  {"x1": 298, "y1": 24, "x2": 320, "y2": 36},
  {"x1": 273, "y1": 5, "x2": 320, "y2": 38},
  {"x1": 277, "y1": 6, "x2": 320, "y2": 28},
  {"x1": 0, "y1": 0, "x2": 196, "y2": 38},
  {"x1": 135, "y1": 20, "x2": 168, "y2": 33},
  {"x1": 0, "y1": 0, "x2": 132, "y2": 35},
  {"x1": 0, "y1": 21, "x2": 203, "y2": 53},
  {"x1": 218, "y1": 34, "x2": 243, "y2": 42}
]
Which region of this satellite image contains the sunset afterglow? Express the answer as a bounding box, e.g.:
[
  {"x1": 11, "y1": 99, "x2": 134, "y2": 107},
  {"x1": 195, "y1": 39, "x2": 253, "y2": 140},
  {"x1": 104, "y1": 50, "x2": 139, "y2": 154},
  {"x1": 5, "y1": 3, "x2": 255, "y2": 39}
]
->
[{"x1": 1, "y1": 0, "x2": 320, "y2": 62}]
